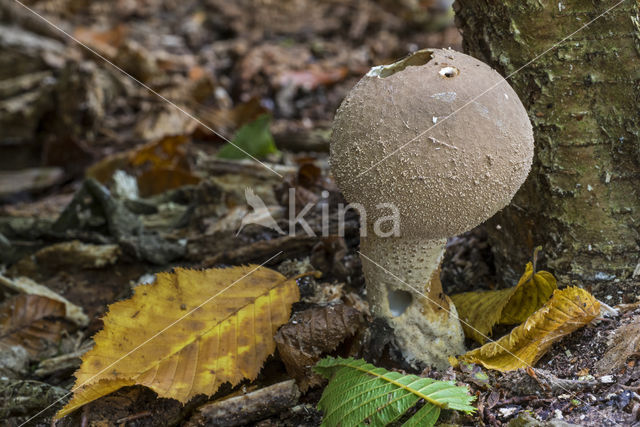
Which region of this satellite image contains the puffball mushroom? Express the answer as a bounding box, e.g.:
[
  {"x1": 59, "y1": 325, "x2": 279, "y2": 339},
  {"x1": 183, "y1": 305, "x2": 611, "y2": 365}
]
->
[{"x1": 330, "y1": 48, "x2": 534, "y2": 368}]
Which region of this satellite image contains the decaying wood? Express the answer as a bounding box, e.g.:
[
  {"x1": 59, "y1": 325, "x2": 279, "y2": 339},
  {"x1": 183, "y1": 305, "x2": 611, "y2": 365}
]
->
[
  {"x1": 34, "y1": 346, "x2": 90, "y2": 378},
  {"x1": 498, "y1": 368, "x2": 603, "y2": 396},
  {"x1": 196, "y1": 156, "x2": 298, "y2": 179},
  {"x1": 185, "y1": 380, "x2": 300, "y2": 427},
  {"x1": 596, "y1": 315, "x2": 640, "y2": 374}
]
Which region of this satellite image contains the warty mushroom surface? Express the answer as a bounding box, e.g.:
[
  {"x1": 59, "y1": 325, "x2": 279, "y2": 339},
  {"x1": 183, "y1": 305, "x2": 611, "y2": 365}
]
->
[{"x1": 330, "y1": 48, "x2": 534, "y2": 368}]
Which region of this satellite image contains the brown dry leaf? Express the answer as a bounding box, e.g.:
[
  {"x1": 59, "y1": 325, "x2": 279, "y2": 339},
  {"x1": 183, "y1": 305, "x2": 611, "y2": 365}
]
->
[
  {"x1": 451, "y1": 262, "x2": 557, "y2": 343},
  {"x1": 74, "y1": 25, "x2": 127, "y2": 58},
  {"x1": 0, "y1": 274, "x2": 88, "y2": 326},
  {"x1": 0, "y1": 167, "x2": 64, "y2": 198},
  {"x1": 0, "y1": 192, "x2": 73, "y2": 220},
  {"x1": 137, "y1": 167, "x2": 201, "y2": 197},
  {"x1": 0, "y1": 294, "x2": 68, "y2": 356},
  {"x1": 134, "y1": 107, "x2": 199, "y2": 142},
  {"x1": 275, "y1": 304, "x2": 362, "y2": 392},
  {"x1": 86, "y1": 135, "x2": 192, "y2": 193},
  {"x1": 453, "y1": 287, "x2": 600, "y2": 371},
  {"x1": 129, "y1": 135, "x2": 190, "y2": 170},
  {"x1": 596, "y1": 315, "x2": 640, "y2": 374},
  {"x1": 276, "y1": 66, "x2": 349, "y2": 90},
  {"x1": 56, "y1": 265, "x2": 300, "y2": 419},
  {"x1": 193, "y1": 97, "x2": 267, "y2": 140}
]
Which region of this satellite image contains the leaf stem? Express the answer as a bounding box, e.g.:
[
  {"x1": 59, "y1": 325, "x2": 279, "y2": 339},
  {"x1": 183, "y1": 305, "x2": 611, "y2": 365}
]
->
[{"x1": 341, "y1": 362, "x2": 450, "y2": 409}]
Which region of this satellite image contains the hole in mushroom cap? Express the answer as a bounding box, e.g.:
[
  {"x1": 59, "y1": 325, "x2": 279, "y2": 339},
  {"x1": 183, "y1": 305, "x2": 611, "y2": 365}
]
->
[
  {"x1": 388, "y1": 289, "x2": 413, "y2": 317},
  {"x1": 367, "y1": 50, "x2": 434, "y2": 78},
  {"x1": 439, "y1": 66, "x2": 459, "y2": 78}
]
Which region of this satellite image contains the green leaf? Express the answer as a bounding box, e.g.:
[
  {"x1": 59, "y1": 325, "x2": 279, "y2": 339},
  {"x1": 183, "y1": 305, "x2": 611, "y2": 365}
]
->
[
  {"x1": 217, "y1": 114, "x2": 279, "y2": 159},
  {"x1": 314, "y1": 357, "x2": 475, "y2": 427}
]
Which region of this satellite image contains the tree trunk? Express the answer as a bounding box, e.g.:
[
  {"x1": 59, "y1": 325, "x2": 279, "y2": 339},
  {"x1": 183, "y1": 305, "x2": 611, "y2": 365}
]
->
[{"x1": 454, "y1": 0, "x2": 640, "y2": 299}]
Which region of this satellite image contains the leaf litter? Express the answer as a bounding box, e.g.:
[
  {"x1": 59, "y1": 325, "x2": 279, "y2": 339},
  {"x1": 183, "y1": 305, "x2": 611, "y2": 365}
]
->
[{"x1": 0, "y1": 0, "x2": 637, "y2": 425}]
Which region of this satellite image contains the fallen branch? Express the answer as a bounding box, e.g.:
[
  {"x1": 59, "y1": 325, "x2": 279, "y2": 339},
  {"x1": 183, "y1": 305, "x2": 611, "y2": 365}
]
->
[{"x1": 186, "y1": 380, "x2": 300, "y2": 427}]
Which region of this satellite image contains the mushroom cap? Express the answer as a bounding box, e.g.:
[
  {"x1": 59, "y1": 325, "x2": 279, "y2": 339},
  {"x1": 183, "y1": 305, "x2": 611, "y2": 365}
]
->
[{"x1": 330, "y1": 48, "x2": 534, "y2": 239}]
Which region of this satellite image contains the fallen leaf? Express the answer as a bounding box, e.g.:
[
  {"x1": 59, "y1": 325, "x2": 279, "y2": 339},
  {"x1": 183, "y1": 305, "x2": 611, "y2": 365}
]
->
[
  {"x1": 577, "y1": 367, "x2": 590, "y2": 376},
  {"x1": 275, "y1": 304, "x2": 362, "y2": 392},
  {"x1": 129, "y1": 135, "x2": 190, "y2": 170},
  {"x1": 193, "y1": 97, "x2": 267, "y2": 140},
  {"x1": 136, "y1": 167, "x2": 201, "y2": 197},
  {"x1": 85, "y1": 152, "x2": 130, "y2": 184},
  {"x1": 85, "y1": 136, "x2": 199, "y2": 197},
  {"x1": 74, "y1": 25, "x2": 127, "y2": 58},
  {"x1": 0, "y1": 167, "x2": 64, "y2": 198},
  {"x1": 314, "y1": 357, "x2": 476, "y2": 426},
  {"x1": 297, "y1": 162, "x2": 323, "y2": 188},
  {"x1": 217, "y1": 114, "x2": 279, "y2": 160},
  {"x1": 0, "y1": 193, "x2": 73, "y2": 220},
  {"x1": 134, "y1": 106, "x2": 198, "y2": 142},
  {"x1": 277, "y1": 66, "x2": 348, "y2": 90},
  {"x1": 86, "y1": 135, "x2": 191, "y2": 184},
  {"x1": 453, "y1": 287, "x2": 600, "y2": 371},
  {"x1": 56, "y1": 265, "x2": 300, "y2": 419},
  {"x1": 451, "y1": 262, "x2": 557, "y2": 343},
  {"x1": 0, "y1": 274, "x2": 88, "y2": 327},
  {"x1": 32, "y1": 240, "x2": 121, "y2": 270},
  {"x1": 0, "y1": 294, "x2": 69, "y2": 357},
  {"x1": 596, "y1": 315, "x2": 640, "y2": 374}
]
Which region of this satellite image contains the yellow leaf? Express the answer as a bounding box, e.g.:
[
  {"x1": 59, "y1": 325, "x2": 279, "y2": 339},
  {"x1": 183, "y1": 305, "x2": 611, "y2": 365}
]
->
[
  {"x1": 56, "y1": 265, "x2": 300, "y2": 419},
  {"x1": 455, "y1": 287, "x2": 600, "y2": 371},
  {"x1": 451, "y1": 262, "x2": 556, "y2": 343}
]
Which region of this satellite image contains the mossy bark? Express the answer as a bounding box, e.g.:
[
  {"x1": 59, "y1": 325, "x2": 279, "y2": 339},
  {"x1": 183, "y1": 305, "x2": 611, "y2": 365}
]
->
[{"x1": 454, "y1": 0, "x2": 640, "y2": 295}]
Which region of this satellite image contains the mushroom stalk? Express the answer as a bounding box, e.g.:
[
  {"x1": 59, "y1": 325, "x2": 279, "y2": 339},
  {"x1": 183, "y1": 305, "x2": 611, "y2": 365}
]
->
[
  {"x1": 330, "y1": 48, "x2": 534, "y2": 368},
  {"x1": 360, "y1": 235, "x2": 464, "y2": 368}
]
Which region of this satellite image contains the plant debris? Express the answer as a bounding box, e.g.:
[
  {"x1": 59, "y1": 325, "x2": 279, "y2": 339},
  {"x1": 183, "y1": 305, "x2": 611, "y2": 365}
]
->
[
  {"x1": 454, "y1": 287, "x2": 600, "y2": 371},
  {"x1": 57, "y1": 266, "x2": 300, "y2": 418},
  {"x1": 1, "y1": 0, "x2": 637, "y2": 425}
]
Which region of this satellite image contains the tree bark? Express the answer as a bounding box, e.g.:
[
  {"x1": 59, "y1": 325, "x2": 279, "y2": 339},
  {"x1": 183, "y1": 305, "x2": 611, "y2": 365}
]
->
[{"x1": 454, "y1": 0, "x2": 640, "y2": 298}]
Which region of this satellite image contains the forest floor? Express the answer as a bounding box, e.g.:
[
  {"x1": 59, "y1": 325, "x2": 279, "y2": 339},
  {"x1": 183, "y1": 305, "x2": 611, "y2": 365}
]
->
[{"x1": 1, "y1": 0, "x2": 639, "y2": 425}]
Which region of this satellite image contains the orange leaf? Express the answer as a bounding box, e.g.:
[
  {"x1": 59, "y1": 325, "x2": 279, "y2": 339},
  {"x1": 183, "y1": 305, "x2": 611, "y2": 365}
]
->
[
  {"x1": 85, "y1": 135, "x2": 193, "y2": 195},
  {"x1": 129, "y1": 135, "x2": 190, "y2": 169},
  {"x1": 137, "y1": 168, "x2": 201, "y2": 197}
]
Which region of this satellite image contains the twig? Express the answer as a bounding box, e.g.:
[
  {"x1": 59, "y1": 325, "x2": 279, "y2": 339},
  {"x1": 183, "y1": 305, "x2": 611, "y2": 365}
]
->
[
  {"x1": 186, "y1": 380, "x2": 300, "y2": 427},
  {"x1": 495, "y1": 395, "x2": 552, "y2": 406},
  {"x1": 80, "y1": 406, "x2": 89, "y2": 427},
  {"x1": 116, "y1": 411, "x2": 152, "y2": 424}
]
